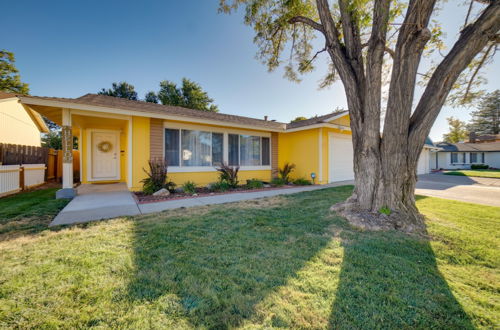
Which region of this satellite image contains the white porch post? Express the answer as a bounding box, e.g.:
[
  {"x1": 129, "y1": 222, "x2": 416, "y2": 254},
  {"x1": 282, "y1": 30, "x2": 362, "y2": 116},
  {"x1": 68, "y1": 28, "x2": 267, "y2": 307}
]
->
[{"x1": 56, "y1": 108, "x2": 76, "y2": 199}]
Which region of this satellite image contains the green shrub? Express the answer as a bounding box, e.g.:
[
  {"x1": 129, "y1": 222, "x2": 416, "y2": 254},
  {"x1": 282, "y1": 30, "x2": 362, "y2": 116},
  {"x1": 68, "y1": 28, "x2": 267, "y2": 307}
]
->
[
  {"x1": 379, "y1": 206, "x2": 391, "y2": 215},
  {"x1": 471, "y1": 164, "x2": 489, "y2": 169},
  {"x1": 216, "y1": 163, "x2": 240, "y2": 188},
  {"x1": 246, "y1": 179, "x2": 264, "y2": 189},
  {"x1": 141, "y1": 159, "x2": 176, "y2": 195},
  {"x1": 182, "y1": 181, "x2": 197, "y2": 195},
  {"x1": 210, "y1": 181, "x2": 231, "y2": 192},
  {"x1": 271, "y1": 177, "x2": 286, "y2": 186},
  {"x1": 293, "y1": 178, "x2": 312, "y2": 185},
  {"x1": 279, "y1": 162, "x2": 296, "y2": 184}
]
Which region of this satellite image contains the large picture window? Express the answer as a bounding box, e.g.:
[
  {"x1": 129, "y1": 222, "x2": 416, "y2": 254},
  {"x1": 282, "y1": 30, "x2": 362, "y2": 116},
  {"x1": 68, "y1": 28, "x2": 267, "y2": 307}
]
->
[
  {"x1": 228, "y1": 134, "x2": 270, "y2": 166},
  {"x1": 165, "y1": 128, "x2": 270, "y2": 168}
]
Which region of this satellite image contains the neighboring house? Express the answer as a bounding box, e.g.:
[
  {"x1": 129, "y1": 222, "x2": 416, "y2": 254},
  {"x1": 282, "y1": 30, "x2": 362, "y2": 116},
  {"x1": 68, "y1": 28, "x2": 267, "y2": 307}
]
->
[
  {"x1": 0, "y1": 92, "x2": 49, "y2": 146},
  {"x1": 432, "y1": 141, "x2": 500, "y2": 169},
  {"x1": 0, "y1": 92, "x2": 434, "y2": 197},
  {"x1": 467, "y1": 132, "x2": 500, "y2": 143}
]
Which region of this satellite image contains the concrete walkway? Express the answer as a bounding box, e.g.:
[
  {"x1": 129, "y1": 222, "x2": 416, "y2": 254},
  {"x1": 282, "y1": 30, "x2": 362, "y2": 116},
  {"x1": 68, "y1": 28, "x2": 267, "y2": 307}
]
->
[
  {"x1": 50, "y1": 183, "x2": 141, "y2": 226},
  {"x1": 139, "y1": 181, "x2": 354, "y2": 214},
  {"x1": 50, "y1": 181, "x2": 354, "y2": 226}
]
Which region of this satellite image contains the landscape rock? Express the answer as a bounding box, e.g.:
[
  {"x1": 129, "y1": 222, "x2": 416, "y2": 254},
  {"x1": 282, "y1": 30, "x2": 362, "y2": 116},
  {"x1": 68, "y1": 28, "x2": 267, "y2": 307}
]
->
[{"x1": 153, "y1": 188, "x2": 170, "y2": 196}]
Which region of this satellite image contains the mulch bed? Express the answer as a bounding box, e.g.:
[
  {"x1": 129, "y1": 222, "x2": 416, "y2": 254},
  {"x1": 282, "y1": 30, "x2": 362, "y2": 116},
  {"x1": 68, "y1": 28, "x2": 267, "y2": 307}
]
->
[{"x1": 133, "y1": 185, "x2": 301, "y2": 204}]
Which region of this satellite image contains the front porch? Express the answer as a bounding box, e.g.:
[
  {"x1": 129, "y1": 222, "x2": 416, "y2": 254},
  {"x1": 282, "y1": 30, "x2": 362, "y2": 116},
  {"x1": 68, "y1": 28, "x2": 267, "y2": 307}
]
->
[{"x1": 25, "y1": 105, "x2": 133, "y2": 197}]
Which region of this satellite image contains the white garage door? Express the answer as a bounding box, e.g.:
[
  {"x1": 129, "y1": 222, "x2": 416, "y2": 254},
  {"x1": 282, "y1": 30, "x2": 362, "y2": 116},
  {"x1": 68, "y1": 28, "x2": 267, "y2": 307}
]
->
[
  {"x1": 417, "y1": 149, "x2": 430, "y2": 174},
  {"x1": 328, "y1": 135, "x2": 355, "y2": 182}
]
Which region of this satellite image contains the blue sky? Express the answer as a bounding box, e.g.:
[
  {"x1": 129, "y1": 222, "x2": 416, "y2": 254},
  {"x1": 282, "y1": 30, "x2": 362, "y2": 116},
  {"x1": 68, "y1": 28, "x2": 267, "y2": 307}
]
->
[{"x1": 3, "y1": 0, "x2": 498, "y2": 141}]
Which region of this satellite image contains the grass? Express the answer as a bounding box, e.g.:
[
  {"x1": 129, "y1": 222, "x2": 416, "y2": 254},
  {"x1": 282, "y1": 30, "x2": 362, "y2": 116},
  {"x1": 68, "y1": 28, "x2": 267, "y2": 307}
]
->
[
  {"x1": 0, "y1": 188, "x2": 69, "y2": 240},
  {"x1": 444, "y1": 169, "x2": 500, "y2": 178},
  {"x1": 0, "y1": 186, "x2": 498, "y2": 328}
]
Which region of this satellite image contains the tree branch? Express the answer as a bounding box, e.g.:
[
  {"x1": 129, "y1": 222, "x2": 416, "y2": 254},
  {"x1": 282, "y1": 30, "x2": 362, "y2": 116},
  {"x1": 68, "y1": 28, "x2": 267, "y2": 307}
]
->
[
  {"x1": 288, "y1": 16, "x2": 324, "y2": 34},
  {"x1": 463, "y1": 42, "x2": 495, "y2": 101},
  {"x1": 409, "y1": 1, "x2": 500, "y2": 149}
]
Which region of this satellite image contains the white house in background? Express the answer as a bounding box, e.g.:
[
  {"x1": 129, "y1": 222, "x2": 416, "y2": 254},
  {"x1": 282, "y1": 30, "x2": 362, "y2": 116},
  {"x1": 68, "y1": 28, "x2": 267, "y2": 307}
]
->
[
  {"x1": 416, "y1": 137, "x2": 439, "y2": 175},
  {"x1": 0, "y1": 92, "x2": 49, "y2": 146},
  {"x1": 431, "y1": 141, "x2": 500, "y2": 169}
]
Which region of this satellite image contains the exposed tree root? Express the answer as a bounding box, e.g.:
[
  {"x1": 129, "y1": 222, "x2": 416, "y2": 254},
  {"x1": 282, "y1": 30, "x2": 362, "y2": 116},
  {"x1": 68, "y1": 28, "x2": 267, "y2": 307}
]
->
[{"x1": 330, "y1": 201, "x2": 426, "y2": 235}]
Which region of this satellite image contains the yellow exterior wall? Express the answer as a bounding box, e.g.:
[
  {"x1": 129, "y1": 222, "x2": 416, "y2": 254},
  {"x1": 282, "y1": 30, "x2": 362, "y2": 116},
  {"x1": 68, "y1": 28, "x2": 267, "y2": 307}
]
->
[
  {"x1": 278, "y1": 128, "x2": 320, "y2": 183},
  {"x1": 0, "y1": 99, "x2": 42, "y2": 146},
  {"x1": 131, "y1": 116, "x2": 150, "y2": 191},
  {"x1": 168, "y1": 170, "x2": 271, "y2": 187}
]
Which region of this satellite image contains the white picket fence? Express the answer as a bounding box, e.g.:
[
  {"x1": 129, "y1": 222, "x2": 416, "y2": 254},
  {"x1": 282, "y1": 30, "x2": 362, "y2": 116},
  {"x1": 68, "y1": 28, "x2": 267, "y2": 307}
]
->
[
  {"x1": 0, "y1": 165, "x2": 21, "y2": 197},
  {"x1": 0, "y1": 164, "x2": 46, "y2": 197},
  {"x1": 23, "y1": 164, "x2": 46, "y2": 188}
]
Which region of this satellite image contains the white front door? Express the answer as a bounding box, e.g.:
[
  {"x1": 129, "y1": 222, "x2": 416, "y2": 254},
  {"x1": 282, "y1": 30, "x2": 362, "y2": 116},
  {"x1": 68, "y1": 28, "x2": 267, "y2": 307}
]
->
[
  {"x1": 328, "y1": 134, "x2": 355, "y2": 182},
  {"x1": 91, "y1": 130, "x2": 120, "y2": 181}
]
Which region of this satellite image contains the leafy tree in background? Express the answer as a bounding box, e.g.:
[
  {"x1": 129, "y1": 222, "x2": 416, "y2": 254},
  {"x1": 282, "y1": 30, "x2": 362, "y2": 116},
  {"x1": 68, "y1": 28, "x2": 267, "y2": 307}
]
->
[
  {"x1": 468, "y1": 90, "x2": 500, "y2": 135},
  {"x1": 0, "y1": 50, "x2": 29, "y2": 94},
  {"x1": 221, "y1": 0, "x2": 500, "y2": 232},
  {"x1": 443, "y1": 117, "x2": 469, "y2": 143},
  {"x1": 291, "y1": 116, "x2": 308, "y2": 122},
  {"x1": 98, "y1": 81, "x2": 138, "y2": 100},
  {"x1": 157, "y1": 78, "x2": 219, "y2": 112},
  {"x1": 144, "y1": 91, "x2": 159, "y2": 103}
]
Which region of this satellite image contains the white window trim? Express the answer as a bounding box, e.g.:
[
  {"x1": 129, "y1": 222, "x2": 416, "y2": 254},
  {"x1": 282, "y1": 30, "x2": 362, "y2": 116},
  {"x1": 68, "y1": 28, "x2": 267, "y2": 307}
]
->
[{"x1": 163, "y1": 123, "x2": 271, "y2": 172}]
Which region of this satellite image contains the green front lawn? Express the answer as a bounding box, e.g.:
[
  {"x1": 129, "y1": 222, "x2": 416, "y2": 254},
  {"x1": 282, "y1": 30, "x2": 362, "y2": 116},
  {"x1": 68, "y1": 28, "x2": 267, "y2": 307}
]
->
[
  {"x1": 444, "y1": 169, "x2": 500, "y2": 178},
  {"x1": 0, "y1": 187, "x2": 498, "y2": 328},
  {"x1": 0, "y1": 188, "x2": 69, "y2": 239}
]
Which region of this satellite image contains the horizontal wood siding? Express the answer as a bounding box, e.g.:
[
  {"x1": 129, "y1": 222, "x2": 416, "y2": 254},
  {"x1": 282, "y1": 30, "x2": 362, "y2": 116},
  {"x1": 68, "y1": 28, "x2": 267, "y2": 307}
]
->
[
  {"x1": 271, "y1": 132, "x2": 279, "y2": 178},
  {"x1": 150, "y1": 118, "x2": 163, "y2": 161}
]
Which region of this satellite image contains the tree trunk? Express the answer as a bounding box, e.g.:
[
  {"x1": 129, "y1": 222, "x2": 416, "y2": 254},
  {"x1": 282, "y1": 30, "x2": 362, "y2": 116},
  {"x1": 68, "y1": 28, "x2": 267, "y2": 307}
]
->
[{"x1": 331, "y1": 134, "x2": 425, "y2": 234}]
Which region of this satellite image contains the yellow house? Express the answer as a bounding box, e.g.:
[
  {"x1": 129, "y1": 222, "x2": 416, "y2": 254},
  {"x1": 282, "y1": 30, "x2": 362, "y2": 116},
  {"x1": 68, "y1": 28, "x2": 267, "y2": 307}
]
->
[
  {"x1": 0, "y1": 92, "x2": 49, "y2": 146},
  {"x1": 3, "y1": 93, "x2": 353, "y2": 198}
]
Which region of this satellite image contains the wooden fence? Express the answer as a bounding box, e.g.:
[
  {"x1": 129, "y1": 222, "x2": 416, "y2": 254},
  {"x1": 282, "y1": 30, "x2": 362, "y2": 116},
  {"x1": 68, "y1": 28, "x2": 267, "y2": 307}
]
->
[
  {"x1": 0, "y1": 143, "x2": 49, "y2": 166},
  {"x1": 0, "y1": 143, "x2": 80, "y2": 197}
]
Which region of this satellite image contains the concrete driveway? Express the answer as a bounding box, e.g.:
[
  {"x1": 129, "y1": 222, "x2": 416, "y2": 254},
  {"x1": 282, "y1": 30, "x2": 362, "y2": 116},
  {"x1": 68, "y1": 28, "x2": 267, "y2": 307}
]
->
[{"x1": 416, "y1": 173, "x2": 500, "y2": 207}]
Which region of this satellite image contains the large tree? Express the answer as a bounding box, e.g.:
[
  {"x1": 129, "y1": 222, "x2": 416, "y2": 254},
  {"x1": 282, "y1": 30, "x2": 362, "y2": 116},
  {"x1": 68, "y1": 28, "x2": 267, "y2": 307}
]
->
[
  {"x1": 98, "y1": 81, "x2": 138, "y2": 100},
  {"x1": 152, "y1": 78, "x2": 219, "y2": 112},
  {"x1": 468, "y1": 90, "x2": 500, "y2": 135},
  {"x1": 443, "y1": 117, "x2": 468, "y2": 143},
  {"x1": 221, "y1": 0, "x2": 500, "y2": 232},
  {"x1": 0, "y1": 50, "x2": 29, "y2": 94}
]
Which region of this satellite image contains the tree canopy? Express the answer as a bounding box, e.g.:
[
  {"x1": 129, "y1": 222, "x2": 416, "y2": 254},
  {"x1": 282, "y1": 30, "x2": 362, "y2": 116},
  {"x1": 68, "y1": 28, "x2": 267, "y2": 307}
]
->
[
  {"x1": 0, "y1": 50, "x2": 29, "y2": 94},
  {"x1": 98, "y1": 82, "x2": 138, "y2": 100},
  {"x1": 443, "y1": 117, "x2": 469, "y2": 143},
  {"x1": 468, "y1": 90, "x2": 499, "y2": 135},
  {"x1": 152, "y1": 78, "x2": 219, "y2": 112},
  {"x1": 291, "y1": 116, "x2": 308, "y2": 122}
]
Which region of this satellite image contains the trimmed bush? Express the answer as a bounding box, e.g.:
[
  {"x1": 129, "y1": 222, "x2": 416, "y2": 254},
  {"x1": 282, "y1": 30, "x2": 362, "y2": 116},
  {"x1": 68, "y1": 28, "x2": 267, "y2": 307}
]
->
[
  {"x1": 247, "y1": 179, "x2": 264, "y2": 189},
  {"x1": 471, "y1": 164, "x2": 489, "y2": 169},
  {"x1": 293, "y1": 178, "x2": 312, "y2": 185},
  {"x1": 271, "y1": 177, "x2": 286, "y2": 186},
  {"x1": 182, "y1": 181, "x2": 197, "y2": 195},
  {"x1": 210, "y1": 181, "x2": 231, "y2": 192}
]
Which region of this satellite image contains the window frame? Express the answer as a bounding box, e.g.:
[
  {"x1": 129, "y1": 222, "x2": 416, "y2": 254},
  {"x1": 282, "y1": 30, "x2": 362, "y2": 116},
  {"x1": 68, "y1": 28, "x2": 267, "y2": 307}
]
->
[
  {"x1": 163, "y1": 123, "x2": 272, "y2": 173},
  {"x1": 470, "y1": 152, "x2": 477, "y2": 164}
]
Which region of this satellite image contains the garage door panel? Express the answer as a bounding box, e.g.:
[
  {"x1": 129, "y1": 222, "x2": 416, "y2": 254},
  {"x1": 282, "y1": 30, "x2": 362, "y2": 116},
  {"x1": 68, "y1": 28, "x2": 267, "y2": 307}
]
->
[{"x1": 328, "y1": 135, "x2": 354, "y2": 182}]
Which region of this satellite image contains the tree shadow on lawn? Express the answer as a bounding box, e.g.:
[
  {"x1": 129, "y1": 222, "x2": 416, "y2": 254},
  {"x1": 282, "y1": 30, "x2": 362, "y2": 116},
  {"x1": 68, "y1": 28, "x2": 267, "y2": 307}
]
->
[
  {"x1": 126, "y1": 187, "x2": 472, "y2": 328},
  {"x1": 329, "y1": 196, "x2": 473, "y2": 329},
  {"x1": 126, "y1": 188, "x2": 348, "y2": 328}
]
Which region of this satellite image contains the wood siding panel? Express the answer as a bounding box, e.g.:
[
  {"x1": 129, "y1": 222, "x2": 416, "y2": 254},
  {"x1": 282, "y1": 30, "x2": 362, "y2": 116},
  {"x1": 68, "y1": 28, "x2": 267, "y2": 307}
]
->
[
  {"x1": 271, "y1": 132, "x2": 279, "y2": 178},
  {"x1": 150, "y1": 118, "x2": 163, "y2": 161}
]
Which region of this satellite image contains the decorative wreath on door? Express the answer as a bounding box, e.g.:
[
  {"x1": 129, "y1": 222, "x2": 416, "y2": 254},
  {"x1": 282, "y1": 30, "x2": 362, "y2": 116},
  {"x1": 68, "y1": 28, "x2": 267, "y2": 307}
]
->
[{"x1": 97, "y1": 141, "x2": 113, "y2": 153}]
